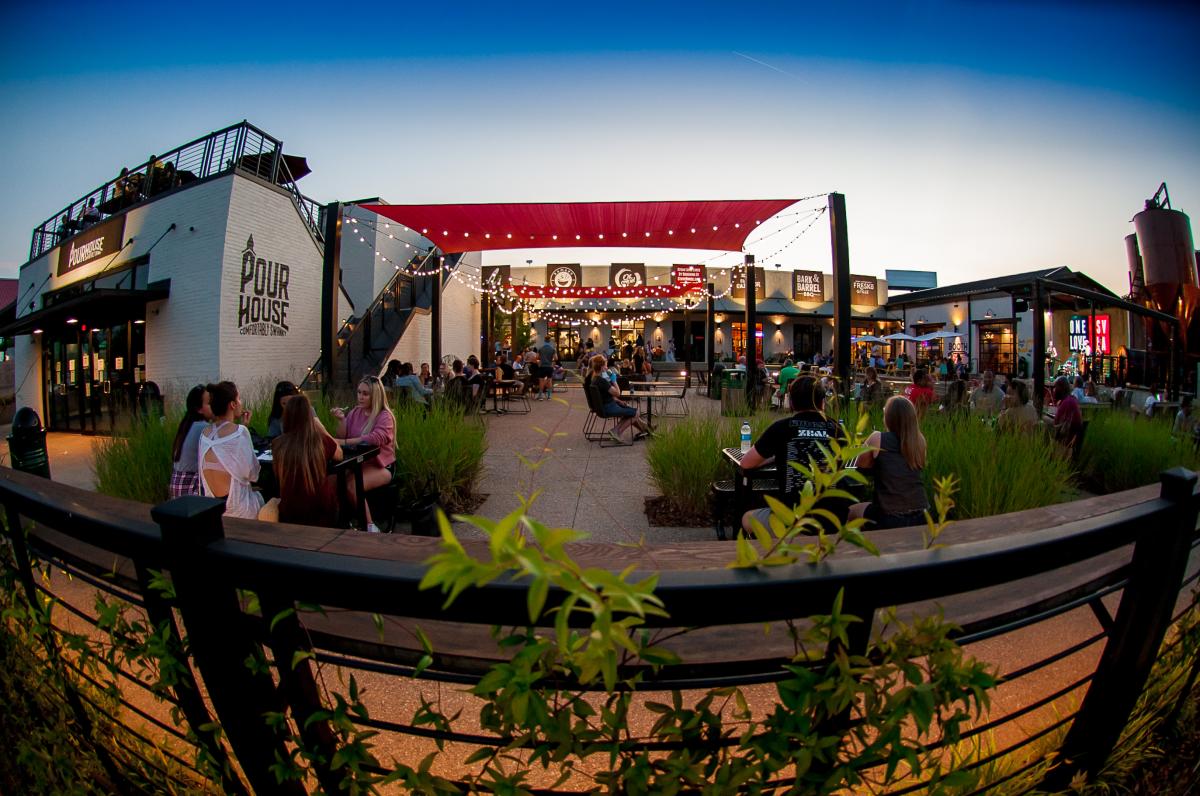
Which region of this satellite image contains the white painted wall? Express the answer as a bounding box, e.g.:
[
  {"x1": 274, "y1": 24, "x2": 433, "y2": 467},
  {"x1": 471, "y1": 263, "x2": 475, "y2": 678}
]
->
[{"x1": 218, "y1": 176, "x2": 325, "y2": 398}]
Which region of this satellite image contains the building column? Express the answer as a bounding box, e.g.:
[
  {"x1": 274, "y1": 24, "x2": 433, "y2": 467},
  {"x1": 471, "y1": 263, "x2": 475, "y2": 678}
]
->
[
  {"x1": 706, "y1": 283, "x2": 715, "y2": 379},
  {"x1": 319, "y1": 202, "x2": 343, "y2": 390},
  {"x1": 744, "y1": 254, "x2": 757, "y2": 407},
  {"x1": 1033, "y1": 280, "x2": 1046, "y2": 411}
]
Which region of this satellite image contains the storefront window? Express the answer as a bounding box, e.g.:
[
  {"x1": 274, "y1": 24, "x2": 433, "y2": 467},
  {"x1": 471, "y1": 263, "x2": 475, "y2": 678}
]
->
[
  {"x1": 731, "y1": 322, "x2": 764, "y2": 362},
  {"x1": 977, "y1": 321, "x2": 1016, "y2": 376}
]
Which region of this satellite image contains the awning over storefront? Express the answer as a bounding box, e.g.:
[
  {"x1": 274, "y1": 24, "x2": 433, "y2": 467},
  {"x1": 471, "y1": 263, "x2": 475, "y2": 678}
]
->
[
  {"x1": 0, "y1": 284, "x2": 170, "y2": 335},
  {"x1": 362, "y1": 199, "x2": 800, "y2": 255}
]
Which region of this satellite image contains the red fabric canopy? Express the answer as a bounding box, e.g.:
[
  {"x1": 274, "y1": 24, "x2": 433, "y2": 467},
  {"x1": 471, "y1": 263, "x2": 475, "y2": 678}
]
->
[{"x1": 361, "y1": 200, "x2": 799, "y2": 255}]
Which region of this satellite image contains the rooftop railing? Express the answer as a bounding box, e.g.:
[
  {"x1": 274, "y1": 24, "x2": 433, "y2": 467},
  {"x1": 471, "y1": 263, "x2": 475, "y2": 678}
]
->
[
  {"x1": 29, "y1": 121, "x2": 323, "y2": 261},
  {"x1": 1, "y1": 467, "x2": 1197, "y2": 793}
]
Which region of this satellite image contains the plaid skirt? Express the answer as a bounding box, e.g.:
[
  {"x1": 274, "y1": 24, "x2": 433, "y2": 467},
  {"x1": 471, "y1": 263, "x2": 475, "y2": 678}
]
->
[{"x1": 169, "y1": 469, "x2": 201, "y2": 498}]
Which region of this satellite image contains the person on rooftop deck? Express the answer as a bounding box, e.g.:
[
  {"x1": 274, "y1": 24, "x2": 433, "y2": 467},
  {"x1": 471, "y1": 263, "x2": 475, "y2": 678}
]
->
[
  {"x1": 740, "y1": 376, "x2": 848, "y2": 536},
  {"x1": 331, "y1": 376, "x2": 396, "y2": 534},
  {"x1": 849, "y1": 395, "x2": 930, "y2": 530}
]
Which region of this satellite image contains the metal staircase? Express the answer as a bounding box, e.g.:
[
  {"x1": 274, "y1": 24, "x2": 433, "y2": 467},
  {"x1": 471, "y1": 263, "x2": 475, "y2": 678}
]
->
[{"x1": 301, "y1": 251, "x2": 460, "y2": 391}]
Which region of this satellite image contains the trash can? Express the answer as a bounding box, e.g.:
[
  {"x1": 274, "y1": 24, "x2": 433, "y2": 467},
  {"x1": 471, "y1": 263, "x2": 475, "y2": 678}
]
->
[
  {"x1": 7, "y1": 407, "x2": 51, "y2": 479},
  {"x1": 721, "y1": 383, "x2": 748, "y2": 417},
  {"x1": 709, "y1": 363, "x2": 726, "y2": 399}
]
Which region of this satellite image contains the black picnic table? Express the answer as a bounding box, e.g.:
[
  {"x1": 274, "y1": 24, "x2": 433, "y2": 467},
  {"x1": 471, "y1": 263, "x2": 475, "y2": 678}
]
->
[{"x1": 257, "y1": 442, "x2": 379, "y2": 530}]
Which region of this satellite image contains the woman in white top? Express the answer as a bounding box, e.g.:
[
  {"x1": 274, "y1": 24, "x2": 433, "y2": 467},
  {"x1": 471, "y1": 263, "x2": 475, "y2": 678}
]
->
[{"x1": 198, "y1": 381, "x2": 264, "y2": 519}]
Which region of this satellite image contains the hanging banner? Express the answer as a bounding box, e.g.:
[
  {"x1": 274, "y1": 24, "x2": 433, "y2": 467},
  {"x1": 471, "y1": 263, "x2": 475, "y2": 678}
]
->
[
  {"x1": 671, "y1": 264, "x2": 704, "y2": 291},
  {"x1": 792, "y1": 270, "x2": 825, "y2": 301},
  {"x1": 545, "y1": 263, "x2": 582, "y2": 289},
  {"x1": 609, "y1": 263, "x2": 646, "y2": 288},
  {"x1": 1092, "y1": 314, "x2": 1111, "y2": 354},
  {"x1": 850, "y1": 274, "x2": 878, "y2": 306},
  {"x1": 731, "y1": 266, "x2": 764, "y2": 299},
  {"x1": 481, "y1": 264, "x2": 510, "y2": 288}
]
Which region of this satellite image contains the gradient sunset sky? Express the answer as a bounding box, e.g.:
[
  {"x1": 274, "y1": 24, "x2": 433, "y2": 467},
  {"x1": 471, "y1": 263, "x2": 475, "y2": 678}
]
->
[{"x1": 1, "y1": 1, "x2": 1196, "y2": 293}]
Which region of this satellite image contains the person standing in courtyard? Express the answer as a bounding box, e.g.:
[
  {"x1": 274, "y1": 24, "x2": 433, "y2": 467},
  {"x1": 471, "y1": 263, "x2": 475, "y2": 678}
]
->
[{"x1": 537, "y1": 337, "x2": 557, "y2": 400}]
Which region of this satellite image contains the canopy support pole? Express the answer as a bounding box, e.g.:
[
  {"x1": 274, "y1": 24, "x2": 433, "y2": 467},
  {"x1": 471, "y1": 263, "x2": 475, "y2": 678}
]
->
[
  {"x1": 744, "y1": 254, "x2": 757, "y2": 408},
  {"x1": 319, "y1": 202, "x2": 343, "y2": 392},
  {"x1": 430, "y1": 254, "x2": 443, "y2": 372},
  {"x1": 706, "y1": 284, "x2": 715, "y2": 383},
  {"x1": 1033, "y1": 280, "x2": 1046, "y2": 411},
  {"x1": 829, "y1": 192, "x2": 851, "y2": 391}
]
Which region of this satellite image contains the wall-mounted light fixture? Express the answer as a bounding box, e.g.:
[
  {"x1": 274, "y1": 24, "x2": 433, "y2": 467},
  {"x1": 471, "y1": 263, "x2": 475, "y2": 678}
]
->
[
  {"x1": 984, "y1": 309, "x2": 995, "y2": 319},
  {"x1": 917, "y1": 316, "x2": 927, "y2": 324}
]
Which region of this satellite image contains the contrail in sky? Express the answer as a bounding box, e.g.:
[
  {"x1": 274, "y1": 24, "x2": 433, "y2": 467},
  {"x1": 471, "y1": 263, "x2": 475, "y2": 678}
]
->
[{"x1": 733, "y1": 51, "x2": 802, "y2": 81}]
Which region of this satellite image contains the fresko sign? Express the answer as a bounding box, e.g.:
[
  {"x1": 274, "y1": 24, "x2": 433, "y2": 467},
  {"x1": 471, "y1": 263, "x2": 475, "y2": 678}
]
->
[
  {"x1": 850, "y1": 275, "x2": 878, "y2": 306},
  {"x1": 238, "y1": 235, "x2": 290, "y2": 336},
  {"x1": 792, "y1": 270, "x2": 824, "y2": 301},
  {"x1": 57, "y1": 215, "x2": 126, "y2": 277},
  {"x1": 610, "y1": 263, "x2": 646, "y2": 288},
  {"x1": 545, "y1": 263, "x2": 581, "y2": 289}
]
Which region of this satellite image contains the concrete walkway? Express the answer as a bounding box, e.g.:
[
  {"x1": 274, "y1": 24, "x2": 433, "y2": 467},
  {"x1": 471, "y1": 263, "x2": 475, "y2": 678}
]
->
[
  {"x1": 474, "y1": 387, "x2": 715, "y2": 544},
  {"x1": 0, "y1": 424, "x2": 103, "y2": 491}
]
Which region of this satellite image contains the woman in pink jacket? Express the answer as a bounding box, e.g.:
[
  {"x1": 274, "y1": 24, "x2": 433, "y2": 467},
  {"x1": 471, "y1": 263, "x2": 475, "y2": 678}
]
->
[{"x1": 331, "y1": 376, "x2": 396, "y2": 533}]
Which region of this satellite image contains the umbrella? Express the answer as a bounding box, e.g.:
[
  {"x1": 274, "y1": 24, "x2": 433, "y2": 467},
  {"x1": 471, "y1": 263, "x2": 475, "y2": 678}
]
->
[
  {"x1": 917, "y1": 330, "x2": 961, "y2": 342},
  {"x1": 882, "y1": 332, "x2": 920, "y2": 342},
  {"x1": 852, "y1": 335, "x2": 885, "y2": 343},
  {"x1": 237, "y1": 153, "x2": 311, "y2": 183}
]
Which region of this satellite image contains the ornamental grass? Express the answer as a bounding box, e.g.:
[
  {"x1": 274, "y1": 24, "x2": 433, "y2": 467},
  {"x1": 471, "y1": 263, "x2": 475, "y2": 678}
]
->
[
  {"x1": 390, "y1": 399, "x2": 487, "y2": 511},
  {"x1": 93, "y1": 413, "x2": 178, "y2": 504},
  {"x1": 1077, "y1": 411, "x2": 1200, "y2": 494}
]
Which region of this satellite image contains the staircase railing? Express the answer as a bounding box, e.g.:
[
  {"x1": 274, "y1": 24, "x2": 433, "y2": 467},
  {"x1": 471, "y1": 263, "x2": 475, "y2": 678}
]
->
[{"x1": 301, "y1": 250, "x2": 459, "y2": 390}]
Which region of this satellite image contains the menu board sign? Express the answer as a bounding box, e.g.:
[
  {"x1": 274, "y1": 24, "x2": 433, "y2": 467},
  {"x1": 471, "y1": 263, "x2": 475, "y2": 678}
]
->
[
  {"x1": 792, "y1": 270, "x2": 825, "y2": 301},
  {"x1": 731, "y1": 266, "x2": 764, "y2": 299},
  {"x1": 671, "y1": 264, "x2": 704, "y2": 291},
  {"x1": 545, "y1": 263, "x2": 582, "y2": 289},
  {"x1": 850, "y1": 275, "x2": 878, "y2": 306}
]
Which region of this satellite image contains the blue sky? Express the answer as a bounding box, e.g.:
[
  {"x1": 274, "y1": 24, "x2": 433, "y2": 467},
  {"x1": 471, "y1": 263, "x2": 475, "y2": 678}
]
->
[{"x1": 1, "y1": 1, "x2": 1197, "y2": 291}]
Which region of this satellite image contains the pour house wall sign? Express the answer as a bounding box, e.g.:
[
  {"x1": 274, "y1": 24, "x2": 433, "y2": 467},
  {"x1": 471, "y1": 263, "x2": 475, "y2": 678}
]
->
[
  {"x1": 57, "y1": 215, "x2": 126, "y2": 277},
  {"x1": 237, "y1": 235, "x2": 290, "y2": 336}
]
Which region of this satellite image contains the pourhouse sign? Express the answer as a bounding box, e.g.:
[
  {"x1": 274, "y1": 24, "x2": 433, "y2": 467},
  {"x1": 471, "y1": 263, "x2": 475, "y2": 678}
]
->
[
  {"x1": 238, "y1": 235, "x2": 290, "y2": 336},
  {"x1": 56, "y1": 215, "x2": 126, "y2": 277}
]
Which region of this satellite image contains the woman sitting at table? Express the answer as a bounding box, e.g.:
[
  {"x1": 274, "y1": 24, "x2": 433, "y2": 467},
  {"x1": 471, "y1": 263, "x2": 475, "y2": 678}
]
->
[
  {"x1": 272, "y1": 393, "x2": 343, "y2": 528},
  {"x1": 589, "y1": 354, "x2": 651, "y2": 442},
  {"x1": 849, "y1": 395, "x2": 930, "y2": 530},
  {"x1": 331, "y1": 376, "x2": 396, "y2": 534},
  {"x1": 741, "y1": 376, "x2": 846, "y2": 535},
  {"x1": 998, "y1": 379, "x2": 1038, "y2": 433},
  {"x1": 857, "y1": 367, "x2": 883, "y2": 406},
  {"x1": 169, "y1": 385, "x2": 212, "y2": 498},
  {"x1": 267, "y1": 381, "x2": 301, "y2": 439},
  {"x1": 198, "y1": 381, "x2": 264, "y2": 520}
]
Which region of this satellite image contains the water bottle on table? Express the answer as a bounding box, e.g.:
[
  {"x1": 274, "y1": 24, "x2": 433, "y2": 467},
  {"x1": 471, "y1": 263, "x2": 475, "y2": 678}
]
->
[{"x1": 740, "y1": 420, "x2": 752, "y2": 453}]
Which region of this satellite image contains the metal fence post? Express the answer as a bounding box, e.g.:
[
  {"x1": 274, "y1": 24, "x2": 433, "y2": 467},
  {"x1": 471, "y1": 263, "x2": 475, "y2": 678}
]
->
[
  {"x1": 1041, "y1": 467, "x2": 1199, "y2": 789},
  {"x1": 133, "y1": 562, "x2": 249, "y2": 796},
  {"x1": 151, "y1": 496, "x2": 307, "y2": 796}
]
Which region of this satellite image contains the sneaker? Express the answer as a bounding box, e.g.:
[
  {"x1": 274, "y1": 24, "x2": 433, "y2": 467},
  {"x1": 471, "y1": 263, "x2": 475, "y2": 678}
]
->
[
  {"x1": 366, "y1": 523, "x2": 382, "y2": 534},
  {"x1": 634, "y1": 431, "x2": 649, "y2": 441}
]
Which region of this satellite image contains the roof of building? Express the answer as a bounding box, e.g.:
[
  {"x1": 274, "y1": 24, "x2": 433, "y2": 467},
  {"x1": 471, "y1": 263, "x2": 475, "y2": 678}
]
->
[{"x1": 885, "y1": 267, "x2": 1119, "y2": 306}]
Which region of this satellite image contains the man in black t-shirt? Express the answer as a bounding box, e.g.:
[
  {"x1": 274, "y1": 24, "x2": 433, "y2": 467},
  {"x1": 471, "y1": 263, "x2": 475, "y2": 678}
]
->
[{"x1": 738, "y1": 376, "x2": 847, "y2": 535}]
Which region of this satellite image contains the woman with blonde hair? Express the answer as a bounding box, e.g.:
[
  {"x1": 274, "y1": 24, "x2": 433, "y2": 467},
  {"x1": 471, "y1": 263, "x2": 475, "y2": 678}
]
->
[
  {"x1": 849, "y1": 395, "x2": 930, "y2": 529},
  {"x1": 332, "y1": 376, "x2": 396, "y2": 533},
  {"x1": 272, "y1": 393, "x2": 343, "y2": 528}
]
